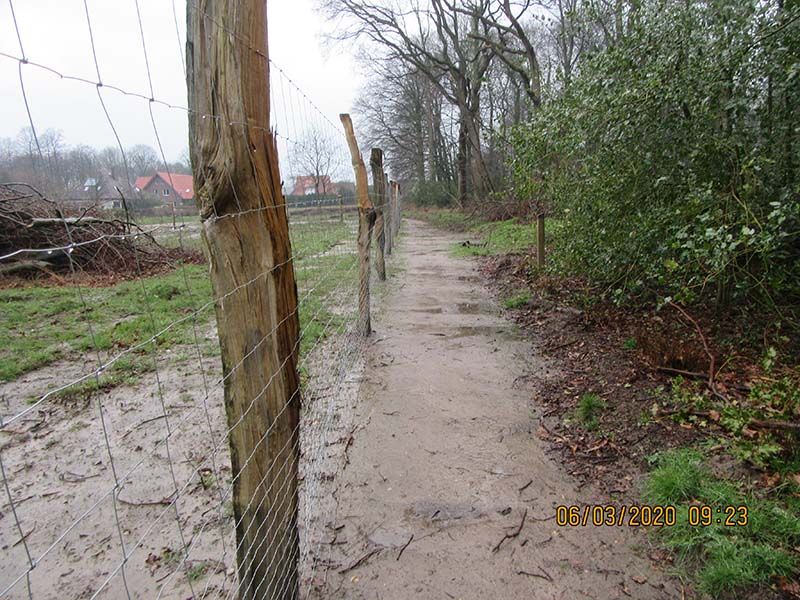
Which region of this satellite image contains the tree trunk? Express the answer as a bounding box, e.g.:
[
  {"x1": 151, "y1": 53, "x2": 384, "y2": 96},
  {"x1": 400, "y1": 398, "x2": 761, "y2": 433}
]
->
[
  {"x1": 456, "y1": 117, "x2": 469, "y2": 206},
  {"x1": 187, "y1": 2, "x2": 301, "y2": 599},
  {"x1": 464, "y1": 112, "x2": 489, "y2": 203}
]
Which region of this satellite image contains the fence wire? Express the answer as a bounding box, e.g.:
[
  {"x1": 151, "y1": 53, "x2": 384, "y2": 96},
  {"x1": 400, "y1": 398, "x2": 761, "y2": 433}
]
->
[{"x1": 0, "y1": 1, "x2": 401, "y2": 598}]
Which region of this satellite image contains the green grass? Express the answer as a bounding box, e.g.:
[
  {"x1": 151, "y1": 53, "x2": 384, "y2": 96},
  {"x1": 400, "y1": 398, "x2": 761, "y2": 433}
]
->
[
  {"x1": 452, "y1": 219, "x2": 539, "y2": 257},
  {"x1": 502, "y1": 290, "x2": 531, "y2": 309},
  {"x1": 186, "y1": 562, "x2": 208, "y2": 582},
  {"x1": 0, "y1": 264, "x2": 212, "y2": 382},
  {"x1": 1, "y1": 216, "x2": 360, "y2": 396},
  {"x1": 407, "y1": 207, "x2": 474, "y2": 231},
  {"x1": 644, "y1": 449, "x2": 800, "y2": 597},
  {"x1": 290, "y1": 219, "x2": 352, "y2": 258},
  {"x1": 574, "y1": 392, "x2": 606, "y2": 430},
  {"x1": 295, "y1": 252, "x2": 358, "y2": 355},
  {"x1": 411, "y1": 208, "x2": 563, "y2": 261},
  {"x1": 135, "y1": 215, "x2": 201, "y2": 226}
]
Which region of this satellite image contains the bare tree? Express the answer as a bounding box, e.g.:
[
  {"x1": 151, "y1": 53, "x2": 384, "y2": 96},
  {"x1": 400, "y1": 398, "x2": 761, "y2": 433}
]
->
[
  {"x1": 98, "y1": 147, "x2": 126, "y2": 181},
  {"x1": 291, "y1": 126, "x2": 339, "y2": 200},
  {"x1": 323, "y1": 0, "x2": 495, "y2": 205},
  {"x1": 127, "y1": 144, "x2": 160, "y2": 178},
  {"x1": 463, "y1": 0, "x2": 545, "y2": 107},
  {"x1": 355, "y1": 58, "x2": 455, "y2": 188}
]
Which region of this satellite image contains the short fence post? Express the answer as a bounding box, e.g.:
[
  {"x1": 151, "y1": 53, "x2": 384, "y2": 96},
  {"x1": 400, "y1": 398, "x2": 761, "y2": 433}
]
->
[
  {"x1": 187, "y1": 1, "x2": 301, "y2": 598},
  {"x1": 537, "y1": 213, "x2": 545, "y2": 268},
  {"x1": 340, "y1": 113, "x2": 375, "y2": 336},
  {"x1": 370, "y1": 149, "x2": 387, "y2": 281},
  {"x1": 338, "y1": 193, "x2": 344, "y2": 223}
]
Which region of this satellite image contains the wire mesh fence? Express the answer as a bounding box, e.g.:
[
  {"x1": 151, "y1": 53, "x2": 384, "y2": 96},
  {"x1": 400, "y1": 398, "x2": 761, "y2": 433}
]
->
[{"x1": 0, "y1": 1, "x2": 401, "y2": 598}]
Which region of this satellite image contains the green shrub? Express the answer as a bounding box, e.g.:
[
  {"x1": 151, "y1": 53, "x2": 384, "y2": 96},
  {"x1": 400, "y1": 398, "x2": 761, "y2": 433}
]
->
[{"x1": 509, "y1": 0, "x2": 800, "y2": 319}]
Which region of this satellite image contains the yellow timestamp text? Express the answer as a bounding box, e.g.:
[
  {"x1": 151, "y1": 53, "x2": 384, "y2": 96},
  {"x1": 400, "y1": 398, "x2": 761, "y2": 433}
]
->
[{"x1": 555, "y1": 504, "x2": 749, "y2": 527}]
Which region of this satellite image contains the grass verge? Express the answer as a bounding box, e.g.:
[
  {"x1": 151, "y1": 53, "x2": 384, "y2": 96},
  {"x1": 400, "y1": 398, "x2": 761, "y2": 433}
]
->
[
  {"x1": 643, "y1": 448, "x2": 800, "y2": 597},
  {"x1": 451, "y1": 219, "x2": 541, "y2": 257}
]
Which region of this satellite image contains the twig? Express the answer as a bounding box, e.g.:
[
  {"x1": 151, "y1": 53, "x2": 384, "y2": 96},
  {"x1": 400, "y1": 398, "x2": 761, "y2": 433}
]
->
[
  {"x1": 528, "y1": 513, "x2": 555, "y2": 522},
  {"x1": 1, "y1": 494, "x2": 35, "y2": 510},
  {"x1": 517, "y1": 566, "x2": 552, "y2": 582},
  {"x1": 59, "y1": 470, "x2": 100, "y2": 483},
  {"x1": 656, "y1": 366, "x2": 709, "y2": 380},
  {"x1": 548, "y1": 338, "x2": 580, "y2": 351},
  {"x1": 492, "y1": 508, "x2": 527, "y2": 553},
  {"x1": 667, "y1": 301, "x2": 716, "y2": 387},
  {"x1": 338, "y1": 547, "x2": 382, "y2": 574},
  {"x1": 121, "y1": 414, "x2": 168, "y2": 439},
  {"x1": 117, "y1": 493, "x2": 175, "y2": 507},
  {"x1": 396, "y1": 534, "x2": 413, "y2": 561},
  {"x1": 518, "y1": 479, "x2": 533, "y2": 493},
  {"x1": 13, "y1": 523, "x2": 35, "y2": 547},
  {"x1": 748, "y1": 419, "x2": 800, "y2": 432}
]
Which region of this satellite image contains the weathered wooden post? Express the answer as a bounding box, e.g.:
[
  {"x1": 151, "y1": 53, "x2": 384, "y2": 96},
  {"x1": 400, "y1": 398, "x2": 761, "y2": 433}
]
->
[
  {"x1": 384, "y1": 178, "x2": 393, "y2": 256},
  {"x1": 391, "y1": 181, "x2": 401, "y2": 238},
  {"x1": 370, "y1": 149, "x2": 387, "y2": 281},
  {"x1": 389, "y1": 181, "x2": 397, "y2": 247},
  {"x1": 382, "y1": 170, "x2": 390, "y2": 255},
  {"x1": 340, "y1": 113, "x2": 375, "y2": 336},
  {"x1": 536, "y1": 213, "x2": 545, "y2": 268},
  {"x1": 187, "y1": 2, "x2": 300, "y2": 599}
]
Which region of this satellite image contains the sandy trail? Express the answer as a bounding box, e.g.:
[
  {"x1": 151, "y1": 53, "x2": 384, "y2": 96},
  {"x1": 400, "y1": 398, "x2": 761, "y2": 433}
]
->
[{"x1": 315, "y1": 220, "x2": 680, "y2": 599}]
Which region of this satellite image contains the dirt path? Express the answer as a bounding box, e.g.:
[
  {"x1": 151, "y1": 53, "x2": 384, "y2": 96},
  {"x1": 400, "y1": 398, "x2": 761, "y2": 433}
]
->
[{"x1": 315, "y1": 220, "x2": 681, "y2": 599}]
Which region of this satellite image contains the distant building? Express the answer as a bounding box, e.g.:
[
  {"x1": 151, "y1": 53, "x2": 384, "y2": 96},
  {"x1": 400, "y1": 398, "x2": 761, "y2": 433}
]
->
[
  {"x1": 291, "y1": 175, "x2": 337, "y2": 196},
  {"x1": 134, "y1": 172, "x2": 194, "y2": 205},
  {"x1": 64, "y1": 174, "x2": 125, "y2": 209}
]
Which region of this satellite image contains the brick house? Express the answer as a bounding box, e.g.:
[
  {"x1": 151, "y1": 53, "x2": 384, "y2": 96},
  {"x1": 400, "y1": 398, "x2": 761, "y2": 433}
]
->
[
  {"x1": 291, "y1": 175, "x2": 337, "y2": 196},
  {"x1": 64, "y1": 174, "x2": 125, "y2": 209},
  {"x1": 134, "y1": 172, "x2": 194, "y2": 206}
]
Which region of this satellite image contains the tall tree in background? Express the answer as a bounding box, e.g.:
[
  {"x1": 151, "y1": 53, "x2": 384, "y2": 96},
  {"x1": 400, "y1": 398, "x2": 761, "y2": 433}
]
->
[
  {"x1": 324, "y1": 0, "x2": 495, "y2": 205},
  {"x1": 292, "y1": 126, "x2": 338, "y2": 199},
  {"x1": 355, "y1": 60, "x2": 455, "y2": 194}
]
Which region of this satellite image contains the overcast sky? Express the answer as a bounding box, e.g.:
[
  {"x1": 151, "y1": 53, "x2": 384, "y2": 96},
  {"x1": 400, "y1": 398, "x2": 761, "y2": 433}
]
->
[{"x1": 0, "y1": 0, "x2": 360, "y2": 162}]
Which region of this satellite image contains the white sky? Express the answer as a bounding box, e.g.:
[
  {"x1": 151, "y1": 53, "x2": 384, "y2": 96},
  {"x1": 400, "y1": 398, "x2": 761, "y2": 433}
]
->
[{"x1": 0, "y1": 0, "x2": 360, "y2": 162}]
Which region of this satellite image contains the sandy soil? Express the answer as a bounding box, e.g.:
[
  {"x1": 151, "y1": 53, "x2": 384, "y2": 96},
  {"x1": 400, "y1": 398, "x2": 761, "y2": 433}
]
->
[
  {"x1": 0, "y1": 323, "x2": 363, "y2": 600},
  {"x1": 312, "y1": 220, "x2": 682, "y2": 600},
  {"x1": 0, "y1": 345, "x2": 235, "y2": 599}
]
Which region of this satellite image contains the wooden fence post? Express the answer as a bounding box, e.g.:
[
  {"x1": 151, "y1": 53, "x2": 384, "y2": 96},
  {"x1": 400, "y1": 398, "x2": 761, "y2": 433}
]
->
[
  {"x1": 537, "y1": 213, "x2": 545, "y2": 268},
  {"x1": 340, "y1": 113, "x2": 375, "y2": 336},
  {"x1": 370, "y1": 149, "x2": 386, "y2": 281},
  {"x1": 187, "y1": 1, "x2": 300, "y2": 598},
  {"x1": 392, "y1": 181, "x2": 400, "y2": 238},
  {"x1": 384, "y1": 178, "x2": 393, "y2": 256},
  {"x1": 389, "y1": 180, "x2": 397, "y2": 251}
]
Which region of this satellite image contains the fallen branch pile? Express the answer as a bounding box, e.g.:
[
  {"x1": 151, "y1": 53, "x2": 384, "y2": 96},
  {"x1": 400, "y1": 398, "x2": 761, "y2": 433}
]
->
[{"x1": 0, "y1": 183, "x2": 202, "y2": 279}]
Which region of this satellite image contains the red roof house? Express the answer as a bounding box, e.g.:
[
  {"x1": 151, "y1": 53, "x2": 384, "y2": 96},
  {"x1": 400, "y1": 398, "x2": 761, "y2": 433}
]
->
[
  {"x1": 291, "y1": 175, "x2": 337, "y2": 196},
  {"x1": 135, "y1": 172, "x2": 194, "y2": 204}
]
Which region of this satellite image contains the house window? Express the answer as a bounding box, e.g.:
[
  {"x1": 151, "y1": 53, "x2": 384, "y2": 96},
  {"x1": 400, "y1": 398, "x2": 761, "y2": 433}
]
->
[{"x1": 163, "y1": 189, "x2": 169, "y2": 196}]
